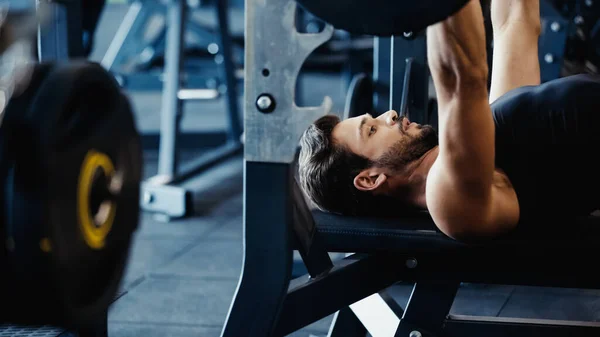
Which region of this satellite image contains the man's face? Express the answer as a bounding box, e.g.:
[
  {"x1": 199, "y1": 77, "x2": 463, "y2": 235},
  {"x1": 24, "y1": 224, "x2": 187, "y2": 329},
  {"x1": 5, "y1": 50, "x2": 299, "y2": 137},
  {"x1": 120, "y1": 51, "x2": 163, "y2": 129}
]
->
[{"x1": 332, "y1": 110, "x2": 438, "y2": 170}]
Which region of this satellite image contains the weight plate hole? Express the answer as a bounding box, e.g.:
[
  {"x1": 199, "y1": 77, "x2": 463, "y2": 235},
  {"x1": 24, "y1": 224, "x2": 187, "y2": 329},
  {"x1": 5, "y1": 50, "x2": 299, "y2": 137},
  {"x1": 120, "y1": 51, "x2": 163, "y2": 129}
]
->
[{"x1": 90, "y1": 168, "x2": 114, "y2": 228}]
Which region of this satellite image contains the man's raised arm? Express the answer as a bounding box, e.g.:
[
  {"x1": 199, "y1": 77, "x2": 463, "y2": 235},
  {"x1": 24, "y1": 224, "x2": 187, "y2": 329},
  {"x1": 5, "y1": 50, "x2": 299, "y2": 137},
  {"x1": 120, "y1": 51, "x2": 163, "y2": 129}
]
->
[
  {"x1": 426, "y1": 0, "x2": 508, "y2": 239},
  {"x1": 489, "y1": 0, "x2": 541, "y2": 103}
]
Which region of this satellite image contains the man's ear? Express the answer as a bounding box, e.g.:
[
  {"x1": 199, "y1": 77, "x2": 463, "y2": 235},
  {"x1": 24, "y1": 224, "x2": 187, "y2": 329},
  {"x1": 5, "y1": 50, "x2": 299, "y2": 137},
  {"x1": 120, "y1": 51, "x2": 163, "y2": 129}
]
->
[{"x1": 353, "y1": 168, "x2": 387, "y2": 192}]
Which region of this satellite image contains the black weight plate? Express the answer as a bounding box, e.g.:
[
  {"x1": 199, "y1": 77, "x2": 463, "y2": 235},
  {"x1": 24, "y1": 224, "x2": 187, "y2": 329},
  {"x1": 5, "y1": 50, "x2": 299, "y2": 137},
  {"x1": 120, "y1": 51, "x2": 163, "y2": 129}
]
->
[
  {"x1": 2, "y1": 61, "x2": 141, "y2": 329},
  {"x1": 296, "y1": 0, "x2": 470, "y2": 37},
  {"x1": 343, "y1": 72, "x2": 373, "y2": 120}
]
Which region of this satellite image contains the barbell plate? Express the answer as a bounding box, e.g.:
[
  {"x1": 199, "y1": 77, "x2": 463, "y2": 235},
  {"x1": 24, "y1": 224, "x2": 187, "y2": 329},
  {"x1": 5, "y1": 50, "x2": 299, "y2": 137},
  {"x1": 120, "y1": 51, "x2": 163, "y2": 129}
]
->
[
  {"x1": 296, "y1": 0, "x2": 471, "y2": 36},
  {"x1": 1, "y1": 61, "x2": 141, "y2": 328}
]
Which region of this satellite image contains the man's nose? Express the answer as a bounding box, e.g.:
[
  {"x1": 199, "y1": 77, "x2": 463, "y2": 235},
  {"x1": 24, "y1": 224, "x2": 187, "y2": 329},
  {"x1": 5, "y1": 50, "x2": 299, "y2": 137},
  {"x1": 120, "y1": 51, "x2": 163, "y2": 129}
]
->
[{"x1": 384, "y1": 110, "x2": 399, "y2": 126}]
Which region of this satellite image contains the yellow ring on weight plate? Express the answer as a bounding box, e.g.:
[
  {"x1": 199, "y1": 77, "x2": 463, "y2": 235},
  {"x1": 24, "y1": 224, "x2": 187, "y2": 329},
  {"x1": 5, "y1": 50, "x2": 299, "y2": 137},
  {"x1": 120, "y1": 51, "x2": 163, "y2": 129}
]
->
[{"x1": 77, "y1": 150, "x2": 117, "y2": 250}]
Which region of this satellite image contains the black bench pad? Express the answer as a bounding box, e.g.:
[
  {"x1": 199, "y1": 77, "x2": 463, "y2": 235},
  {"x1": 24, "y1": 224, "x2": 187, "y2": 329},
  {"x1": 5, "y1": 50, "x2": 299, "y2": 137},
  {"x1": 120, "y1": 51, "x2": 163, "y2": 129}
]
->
[{"x1": 313, "y1": 210, "x2": 600, "y2": 253}]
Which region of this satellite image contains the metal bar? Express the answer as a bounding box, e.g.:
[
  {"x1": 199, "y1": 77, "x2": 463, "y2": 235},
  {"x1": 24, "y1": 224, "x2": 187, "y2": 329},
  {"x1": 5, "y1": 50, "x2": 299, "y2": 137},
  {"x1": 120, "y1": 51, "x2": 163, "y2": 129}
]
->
[
  {"x1": 328, "y1": 307, "x2": 368, "y2": 337},
  {"x1": 442, "y1": 315, "x2": 600, "y2": 337},
  {"x1": 373, "y1": 37, "x2": 391, "y2": 115},
  {"x1": 177, "y1": 88, "x2": 219, "y2": 100},
  {"x1": 220, "y1": 162, "x2": 295, "y2": 337},
  {"x1": 215, "y1": 0, "x2": 242, "y2": 142},
  {"x1": 395, "y1": 282, "x2": 460, "y2": 337},
  {"x1": 36, "y1": 0, "x2": 69, "y2": 62},
  {"x1": 170, "y1": 140, "x2": 242, "y2": 184},
  {"x1": 389, "y1": 33, "x2": 429, "y2": 124},
  {"x1": 157, "y1": 0, "x2": 186, "y2": 178},
  {"x1": 399, "y1": 58, "x2": 413, "y2": 116},
  {"x1": 273, "y1": 253, "x2": 404, "y2": 336},
  {"x1": 100, "y1": 1, "x2": 144, "y2": 70}
]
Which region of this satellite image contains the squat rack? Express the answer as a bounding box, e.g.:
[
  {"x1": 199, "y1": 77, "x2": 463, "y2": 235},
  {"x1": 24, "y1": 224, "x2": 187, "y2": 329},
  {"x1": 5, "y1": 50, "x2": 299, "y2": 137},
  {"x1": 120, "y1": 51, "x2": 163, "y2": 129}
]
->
[{"x1": 101, "y1": 0, "x2": 243, "y2": 220}]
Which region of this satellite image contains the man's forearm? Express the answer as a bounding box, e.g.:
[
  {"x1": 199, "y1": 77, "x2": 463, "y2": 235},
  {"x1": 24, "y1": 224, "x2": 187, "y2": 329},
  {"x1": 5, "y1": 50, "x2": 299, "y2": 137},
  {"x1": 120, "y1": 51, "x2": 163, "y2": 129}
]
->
[
  {"x1": 491, "y1": 0, "x2": 541, "y2": 35},
  {"x1": 425, "y1": 0, "x2": 498, "y2": 238},
  {"x1": 427, "y1": 0, "x2": 489, "y2": 100},
  {"x1": 426, "y1": 0, "x2": 494, "y2": 187},
  {"x1": 489, "y1": 0, "x2": 541, "y2": 102}
]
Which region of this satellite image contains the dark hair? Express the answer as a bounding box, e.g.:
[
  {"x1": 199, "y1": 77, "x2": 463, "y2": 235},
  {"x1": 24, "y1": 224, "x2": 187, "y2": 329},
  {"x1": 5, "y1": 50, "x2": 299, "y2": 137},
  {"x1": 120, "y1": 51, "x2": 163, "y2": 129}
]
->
[{"x1": 298, "y1": 114, "x2": 399, "y2": 217}]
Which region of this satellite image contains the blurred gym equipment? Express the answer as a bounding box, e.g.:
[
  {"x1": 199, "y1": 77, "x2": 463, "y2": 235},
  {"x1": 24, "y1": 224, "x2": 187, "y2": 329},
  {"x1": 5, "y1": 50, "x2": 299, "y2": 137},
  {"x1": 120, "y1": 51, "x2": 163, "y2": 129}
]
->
[{"x1": 0, "y1": 4, "x2": 142, "y2": 336}]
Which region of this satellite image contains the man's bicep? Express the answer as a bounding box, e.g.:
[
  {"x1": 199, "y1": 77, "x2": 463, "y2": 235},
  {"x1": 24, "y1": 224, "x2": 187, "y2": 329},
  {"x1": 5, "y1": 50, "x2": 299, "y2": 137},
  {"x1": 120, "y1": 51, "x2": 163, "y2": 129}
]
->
[{"x1": 436, "y1": 89, "x2": 496, "y2": 189}]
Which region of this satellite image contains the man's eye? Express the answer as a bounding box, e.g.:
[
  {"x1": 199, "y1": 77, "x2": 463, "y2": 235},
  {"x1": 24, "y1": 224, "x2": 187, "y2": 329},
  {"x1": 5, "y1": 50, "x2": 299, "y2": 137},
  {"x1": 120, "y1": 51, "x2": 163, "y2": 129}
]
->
[{"x1": 369, "y1": 126, "x2": 376, "y2": 136}]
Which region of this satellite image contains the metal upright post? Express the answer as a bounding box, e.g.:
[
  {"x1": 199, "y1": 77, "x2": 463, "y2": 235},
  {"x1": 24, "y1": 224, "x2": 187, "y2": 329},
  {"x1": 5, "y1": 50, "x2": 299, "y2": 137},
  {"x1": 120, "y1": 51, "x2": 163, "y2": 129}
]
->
[
  {"x1": 373, "y1": 37, "x2": 391, "y2": 116},
  {"x1": 221, "y1": 163, "x2": 295, "y2": 337},
  {"x1": 36, "y1": 0, "x2": 70, "y2": 62},
  {"x1": 157, "y1": 0, "x2": 186, "y2": 178},
  {"x1": 215, "y1": 0, "x2": 242, "y2": 142},
  {"x1": 389, "y1": 32, "x2": 429, "y2": 125},
  {"x1": 221, "y1": 0, "x2": 334, "y2": 334}
]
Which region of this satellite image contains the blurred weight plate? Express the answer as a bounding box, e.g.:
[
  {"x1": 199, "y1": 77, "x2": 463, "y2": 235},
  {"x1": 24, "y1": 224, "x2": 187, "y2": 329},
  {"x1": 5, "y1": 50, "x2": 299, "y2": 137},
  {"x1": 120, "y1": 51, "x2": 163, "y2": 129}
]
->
[{"x1": 0, "y1": 61, "x2": 142, "y2": 329}]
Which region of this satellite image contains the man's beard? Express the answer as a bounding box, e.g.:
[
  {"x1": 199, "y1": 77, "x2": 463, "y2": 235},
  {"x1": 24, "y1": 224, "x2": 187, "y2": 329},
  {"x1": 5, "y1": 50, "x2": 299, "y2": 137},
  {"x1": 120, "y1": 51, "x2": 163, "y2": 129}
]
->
[{"x1": 374, "y1": 123, "x2": 438, "y2": 172}]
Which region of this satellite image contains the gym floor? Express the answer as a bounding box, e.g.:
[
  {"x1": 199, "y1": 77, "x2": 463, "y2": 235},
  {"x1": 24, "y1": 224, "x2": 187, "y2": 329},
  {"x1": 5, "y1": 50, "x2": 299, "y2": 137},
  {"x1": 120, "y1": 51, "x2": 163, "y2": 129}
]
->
[{"x1": 81, "y1": 3, "x2": 600, "y2": 337}]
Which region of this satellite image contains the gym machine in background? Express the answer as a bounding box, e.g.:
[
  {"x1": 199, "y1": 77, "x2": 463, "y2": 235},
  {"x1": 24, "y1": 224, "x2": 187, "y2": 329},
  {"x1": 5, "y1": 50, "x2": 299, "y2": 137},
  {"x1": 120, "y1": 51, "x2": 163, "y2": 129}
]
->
[
  {"x1": 101, "y1": 0, "x2": 243, "y2": 220},
  {"x1": 540, "y1": 0, "x2": 600, "y2": 80}
]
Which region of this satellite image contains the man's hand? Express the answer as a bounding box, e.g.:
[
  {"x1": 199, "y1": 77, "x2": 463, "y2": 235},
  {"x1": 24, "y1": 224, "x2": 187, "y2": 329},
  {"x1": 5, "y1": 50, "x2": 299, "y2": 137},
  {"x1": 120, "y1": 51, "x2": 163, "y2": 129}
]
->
[
  {"x1": 427, "y1": 0, "x2": 489, "y2": 100},
  {"x1": 489, "y1": 0, "x2": 541, "y2": 103}
]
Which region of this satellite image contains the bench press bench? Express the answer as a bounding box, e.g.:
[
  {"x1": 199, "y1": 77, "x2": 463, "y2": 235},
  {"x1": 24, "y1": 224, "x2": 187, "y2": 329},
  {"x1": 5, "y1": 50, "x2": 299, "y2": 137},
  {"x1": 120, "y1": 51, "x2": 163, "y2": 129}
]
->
[
  {"x1": 220, "y1": 0, "x2": 600, "y2": 336},
  {"x1": 291, "y1": 209, "x2": 600, "y2": 337}
]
